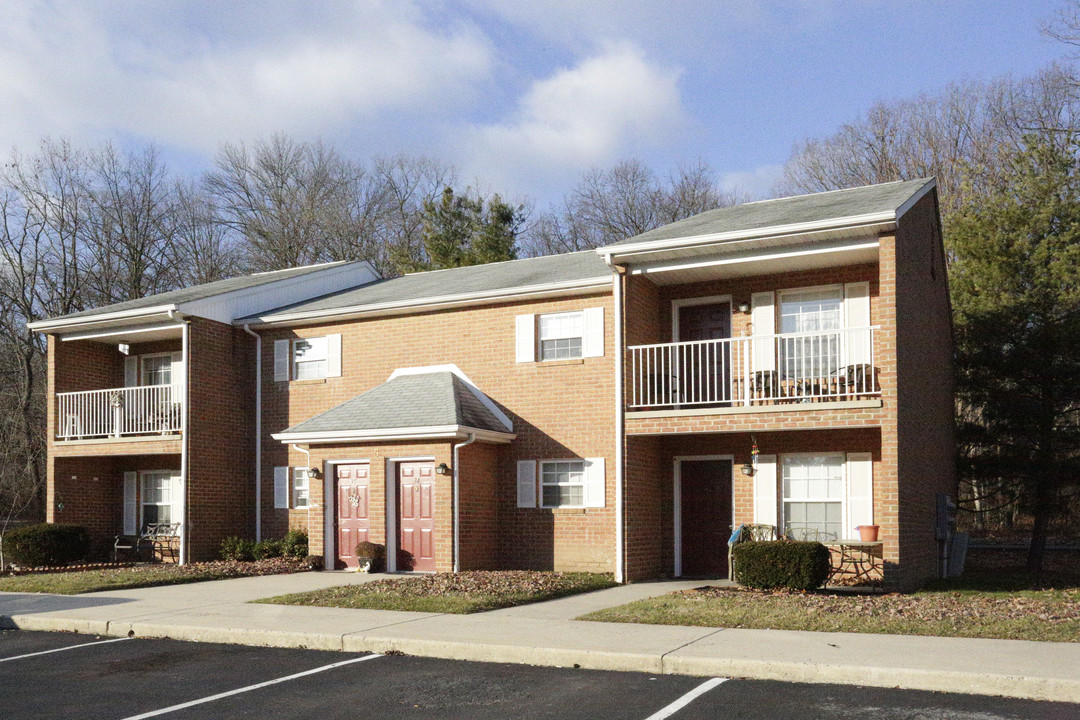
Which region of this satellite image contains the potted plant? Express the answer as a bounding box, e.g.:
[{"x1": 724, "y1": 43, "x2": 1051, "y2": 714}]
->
[{"x1": 355, "y1": 541, "x2": 386, "y2": 573}]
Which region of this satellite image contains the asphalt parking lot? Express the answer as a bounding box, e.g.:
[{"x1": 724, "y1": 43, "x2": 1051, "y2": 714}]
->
[{"x1": 0, "y1": 630, "x2": 1076, "y2": 720}]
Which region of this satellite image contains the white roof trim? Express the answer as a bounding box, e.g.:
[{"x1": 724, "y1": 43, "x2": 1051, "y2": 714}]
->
[
  {"x1": 242, "y1": 275, "x2": 613, "y2": 327},
  {"x1": 387, "y1": 364, "x2": 514, "y2": 432},
  {"x1": 629, "y1": 238, "x2": 881, "y2": 277},
  {"x1": 272, "y1": 424, "x2": 516, "y2": 445},
  {"x1": 28, "y1": 305, "x2": 178, "y2": 333},
  {"x1": 59, "y1": 322, "x2": 185, "y2": 342}
]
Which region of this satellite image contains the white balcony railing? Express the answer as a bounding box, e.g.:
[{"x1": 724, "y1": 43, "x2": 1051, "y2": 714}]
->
[
  {"x1": 629, "y1": 327, "x2": 879, "y2": 409},
  {"x1": 56, "y1": 385, "x2": 184, "y2": 440}
]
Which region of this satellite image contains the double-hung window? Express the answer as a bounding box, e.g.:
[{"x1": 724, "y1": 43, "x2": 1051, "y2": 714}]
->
[
  {"x1": 782, "y1": 455, "x2": 844, "y2": 541},
  {"x1": 292, "y1": 468, "x2": 310, "y2": 509},
  {"x1": 779, "y1": 288, "x2": 843, "y2": 383},
  {"x1": 540, "y1": 460, "x2": 586, "y2": 508},
  {"x1": 141, "y1": 355, "x2": 173, "y2": 386},
  {"x1": 141, "y1": 471, "x2": 173, "y2": 528},
  {"x1": 538, "y1": 312, "x2": 584, "y2": 360},
  {"x1": 293, "y1": 337, "x2": 328, "y2": 380}
]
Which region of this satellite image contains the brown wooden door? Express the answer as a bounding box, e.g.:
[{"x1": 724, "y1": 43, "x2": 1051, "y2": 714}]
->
[
  {"x1": 680, "y1": 459, "x2": 733, "y2": 577},
  {"x1": 677, "y1": 302, "x2": 732, "y2": 404},
  {"x1": 336, "y1": 464, "x2": 370, "y2": 569},
  {"x1": 398, "y1": 462, "x2": 436, "y2": 572}
]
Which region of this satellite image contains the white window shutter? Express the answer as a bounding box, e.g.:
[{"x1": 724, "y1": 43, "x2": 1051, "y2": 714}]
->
[
  {"x1": 326, "y1": 334, "x2": 342, "y2": 377},
  {"x1": 516, "y1": 460, "x2": 536, "y2": 508},
  {"x1": 123, "y1": 471, "x2": 137, "y2": 535},
  {"x1": 847, "y1": 452, "x2": 874, "y2": 535},
  {"x1": 584, "y1": 457, "x2": 606, "y2": 508},
  {"x1": 274, "y1": 466, "x2": 289, "y2": 509},
  {"x1": 582, "y1": 307, "x2": 604, "y2": 358},
  {"x1": 844, "y1": 282, "x2": 872, "y2": 365},
  {"x1": 753, "y1": 454, "x2": 778, "y2": 527},
  {"x1": 273, "y1": 340, "x2": 290, "y2": 382},
  {"x1": 124, "y1": 356, "x2": 139, "y2": 387},
  {"x1": 170, "y1": 351, "x2": 185, "y2": 403},
  {"x1": 751, "y1": 292, "x2": 775, "y2": 372},
  {"x1": 515, "y1": 315, "x2": 535, "y2": 363}
]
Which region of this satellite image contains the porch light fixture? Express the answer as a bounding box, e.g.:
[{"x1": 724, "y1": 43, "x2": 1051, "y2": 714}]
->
[
  {"x1": 741, "y1": 462, "x2": 755, "y2": 477},
  {"x1": 737, "y1": 301, "x2": 751, "y2": 314},
  {"x1": 435, "y1": 462, "x2": 451, "y2": 476},
  {"x1": 308, "y1": 467, "x2": 322, "y2": 479}
]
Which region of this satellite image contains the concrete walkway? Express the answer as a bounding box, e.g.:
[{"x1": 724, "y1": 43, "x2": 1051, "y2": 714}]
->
[{"x1": 2, "y1": 571, "x2": 1078, "y2": 704}]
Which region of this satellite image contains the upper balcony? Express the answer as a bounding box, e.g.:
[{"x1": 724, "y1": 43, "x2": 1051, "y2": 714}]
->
[{"x1": 56, "y1": 383, "x2": 183, "y2": 440}]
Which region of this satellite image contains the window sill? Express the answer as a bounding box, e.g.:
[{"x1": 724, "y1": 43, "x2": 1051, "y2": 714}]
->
[
  {"x1": 537, "y1": 358, "x2": 584, "y2": 367},
  {"x1": 290, "y1": 378, "x2": 327, "y2": 385},
  {"x1": 539, "y1": 507, "x2": 588, "y2": 514}
]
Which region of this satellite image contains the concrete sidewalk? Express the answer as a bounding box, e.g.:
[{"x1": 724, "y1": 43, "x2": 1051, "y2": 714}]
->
[{"x1": 2, "y1": 571, "x2": 1078, "y2": 704}]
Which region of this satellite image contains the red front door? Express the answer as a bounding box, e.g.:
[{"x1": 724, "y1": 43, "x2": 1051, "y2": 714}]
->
[
  {"x1": 677, "y1": 302, "x2": 732, "y2": 404},
  {"x1": 398, "y1": 461, "x2": 436, "y2": 572},
  {"x1": 336, "y1": 464, "x2": 370, "y2": 569},
  {"x1": 680, "y1": 459, "x2": 733, "y2": 577}
]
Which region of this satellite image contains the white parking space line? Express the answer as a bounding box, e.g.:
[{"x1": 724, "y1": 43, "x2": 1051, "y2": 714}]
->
[
  {"x1": 117, "y1": 653, "x2": 383, "y2": 720},
  {"x1": 642, "y1": 677, "x2": 728, "y2": 720},
  {"x1": 0, "y1": 636, "x2": 131, "y2": 663}
]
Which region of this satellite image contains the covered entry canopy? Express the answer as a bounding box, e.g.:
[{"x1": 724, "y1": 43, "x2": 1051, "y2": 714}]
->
[{"x1": 272, "y1": 365, "x2": 515, "y2": 444}]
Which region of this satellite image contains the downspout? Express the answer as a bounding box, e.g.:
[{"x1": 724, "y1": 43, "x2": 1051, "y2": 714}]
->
[
  {"x1": 170, "y1": 309, "x2": 190, "y2": 565},
  {"x1": 242, "y1": 324, "x2": 262, "y2": 541},
  {"x1": 605, "y1": 258, "x2": 626, "y2": 584},
  {"x1": 452, "y1": 433, "x2": 476, "y2": 573}
]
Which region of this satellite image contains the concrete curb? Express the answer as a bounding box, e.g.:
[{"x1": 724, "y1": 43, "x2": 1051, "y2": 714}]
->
[{"x1": 4, "y1": 612, "x2": 1077, "y2": 704}]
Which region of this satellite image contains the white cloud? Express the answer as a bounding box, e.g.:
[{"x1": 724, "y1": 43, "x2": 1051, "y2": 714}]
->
[
  {"x1": 0, "y1": 1, "x2": 494, "y2": 155},
  {"x1": 720, "y1": 163, "x2": 786, "y2": 200},
  {"x1": 460, "y1": 42, "x2": 686, "y2": 197}
]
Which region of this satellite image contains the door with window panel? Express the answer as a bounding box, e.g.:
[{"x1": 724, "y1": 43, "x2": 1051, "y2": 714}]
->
[
  {"x1": 779, "y1": 289, "x2": 842, "y2": 399},
  {"x1": 782, "y1": 455, "x2": 844, "y2": 541}
]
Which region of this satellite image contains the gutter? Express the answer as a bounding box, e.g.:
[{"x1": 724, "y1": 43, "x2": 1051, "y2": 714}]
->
[
  {"x1": 27, "y1": 304, "x2": 179, "y2": 333},
  {"x1": 452, "y1": 433, "x2": 477, "y2": 573},
  {"x1": 606, "y1": 260, "x2": 626, "y2": 584},
  {"x1": 242, "y1": 324, "x2": 262, "y2": 541}
]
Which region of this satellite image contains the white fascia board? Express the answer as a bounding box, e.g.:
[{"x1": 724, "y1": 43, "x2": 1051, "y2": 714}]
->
[
  {"x1": 59, "y1": 322, "x2": 184, "y2": 342},
  {"x1": 242, "y1": 276, "x2": 613, "y2": 327},
  {"x1": 894, "y1": 177, "x2": 938, "y2": 219},
  {"x1": 272, "y1": 425, "x2": 516, "y2": 444},
  {"x1": 27, "y1": 305, "x2": 178, "y2": 334},
  {"x1": 597, "y1": 211, "x2": 898, "y2": 261},
  {"x1": 629, "y1": 238, "x2": 881, "y2": 277}
]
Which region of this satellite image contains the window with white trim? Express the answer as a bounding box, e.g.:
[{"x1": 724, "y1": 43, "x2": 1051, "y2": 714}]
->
[
  {"x1": 782, "y1": 455, "x2": 844, "y2": 541},
  {"x1": 140, "y1": 471, "x2": 173, "y2": 529},
  {"x1": 141, "y1": 355, "x2": 173, "y2": 386},
  {"x1": 538, "y1": 311, "x2": 584, "y2": 360},
  {"x1": 292, "y1": 467, "x2": 310, "y2": 509},
  {"x1": 293, "y1": 337, "x2": 328, "y2": 380},
  {"x1": 779, "y1": 287, "x2": 842, "y2": 381},
  {"x1": 540, "y1": 460, "x2": 585, "y2": 508}
]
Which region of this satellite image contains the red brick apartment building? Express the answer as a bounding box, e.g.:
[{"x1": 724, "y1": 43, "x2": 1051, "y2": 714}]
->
[{"x1": 30, "y1": 178, "x2": 954, "y2": 589}]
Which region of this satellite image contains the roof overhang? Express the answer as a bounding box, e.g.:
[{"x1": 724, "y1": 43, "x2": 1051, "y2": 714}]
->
[
  {"x1": 240, "y1": 276, "x2": 613, "y2": 328},
  {"x1": 27, "y1": 305, "x2": 180, "y2": 335},
  {"x1": 272, "y1": 424, "x2": 516, "y2": 445}
]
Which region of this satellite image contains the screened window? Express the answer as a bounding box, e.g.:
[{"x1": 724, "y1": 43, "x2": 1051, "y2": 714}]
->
[
  {"x1": 141, "y1": 471, "x2": 173, "y2": 529},
  {"x1": 293, "y1": 337, "x2": 328, "y2": 380},
  {"x1": 783, "y1": 455, "x2": 844, "y2": 541},
  {"x1": 538, "y1": 312, "x2": 584, "y2": 360},
  {"x1": 293, "y1": 467, "x2": 310, "y2": 509},
  {"x1": 779, "y1": 288, "x2": 842, "y2": 382},
  {"x1": 141, "y1": 355, "x2": 173, "y2": 386},
  {"x1": 540, "y1": 460, "x2": 586, "y2": 508}
]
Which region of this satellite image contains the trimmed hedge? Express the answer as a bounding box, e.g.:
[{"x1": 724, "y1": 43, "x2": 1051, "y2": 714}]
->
[
  {"x1": 281, "y1": 530, "x2": 308, "y2": 559},
  {"x1": 731, "y1": 540, "x2": 831, "y2": 591},
  {"x1": 219, "y1": 536, "x2": 256, "y2": 561},
  {"x1": 3, "y1": 523, "x2": 90, "y2": 568}
]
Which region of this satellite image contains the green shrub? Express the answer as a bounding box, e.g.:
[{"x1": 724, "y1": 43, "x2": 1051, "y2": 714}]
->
[
  {"x1": 252, "y1": 539, "x2": 283, "y2": 560},
  {"x1": 281, "y1": 530, "x2": 309, "y2": 559},
  {"x1": 732, "y1": 540, "x2": 831, "y2": 591},
  {"x1": 219, "y1": 536, "x2": 256, "y2": 562},
  {"x1": 3, "y1": 523, "x2": 90, "y2": 568}
]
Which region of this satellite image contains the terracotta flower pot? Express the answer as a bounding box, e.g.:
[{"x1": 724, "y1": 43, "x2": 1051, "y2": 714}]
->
[{"x1": 857, "y1": 524, "x2": 880, "y2": 542}]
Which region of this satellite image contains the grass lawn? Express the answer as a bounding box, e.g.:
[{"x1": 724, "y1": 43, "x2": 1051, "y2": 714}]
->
[
  {"x1": 0, "y1": 558, "x2": 307, "y2": 595},
  {"x1": 580, "y1": 550, "x2": 1080, "y2": 643},
  {"x1": 259, "y1": 571, "x2": 618, "y2": 614}
]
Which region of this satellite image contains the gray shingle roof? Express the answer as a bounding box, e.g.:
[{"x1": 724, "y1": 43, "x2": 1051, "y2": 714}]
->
[
  {"x1": 280, "y1": 372, "x2": 511, "y2": 436},
  {"x1": 243, "y1": 251, "x2": 610, "y2": 321},
  {"x1": 600, "y1": 178, "x2": 935, "y2": 250},
  {"x1": 48, "y1": 262, "x2": 353, "y2": 321}
]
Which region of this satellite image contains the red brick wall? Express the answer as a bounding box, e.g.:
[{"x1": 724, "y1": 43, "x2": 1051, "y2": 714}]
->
[
  {"x1": 259, "y1": 290, "x2": 618, "y2": 574},
  {"x1": 457, "y1": 441, "x2": 500, "y2": 570},
  {"x1": 185, "y1": 318, "x2": 256, "y2": 560},
  {"x1": 894, "y1": 191, "x2": 956, "y2": 589}
]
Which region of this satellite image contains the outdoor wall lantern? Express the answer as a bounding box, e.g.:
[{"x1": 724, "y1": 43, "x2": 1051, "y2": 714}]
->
[
  {"x1": 741, "y1": 462, "x2": 756, "y2": 477},
  {"x1": 435, "y1": 463, "x2": 452, "y2": 476},
  {"x1": 308, "y1": 467, "x2": 322, "y2": 479},
  {"x1": 737, "y1": 301, "x2": 751, "y2": 314}
]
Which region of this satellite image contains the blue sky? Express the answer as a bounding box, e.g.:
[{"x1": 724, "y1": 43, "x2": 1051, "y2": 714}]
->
[{"x1": 0, "y1": 1, "x2": 1069, "y2": 205}]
